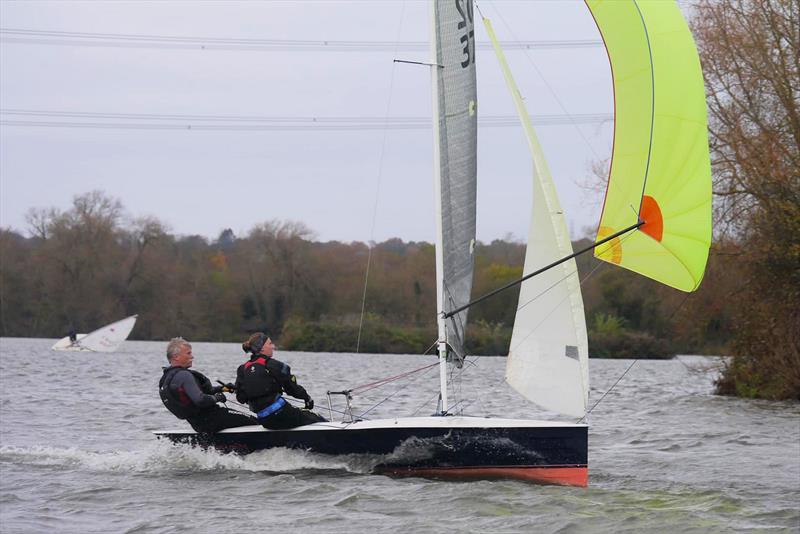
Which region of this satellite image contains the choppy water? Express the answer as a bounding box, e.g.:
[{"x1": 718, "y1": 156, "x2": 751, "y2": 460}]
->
[{"x1": 0, "y1": 338, "x2": 798, "y2": 533}]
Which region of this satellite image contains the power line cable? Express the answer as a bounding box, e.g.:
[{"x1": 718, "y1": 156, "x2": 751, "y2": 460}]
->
[
  {"x1": 482, "y1": 4, "x2": 607, "y2": 162},
  {"x1": 0, "y1": 28, "x2": 601, "y2": 51},
  {"x1": 0, "y1": 110, "x2": 612, "y2": 131}
]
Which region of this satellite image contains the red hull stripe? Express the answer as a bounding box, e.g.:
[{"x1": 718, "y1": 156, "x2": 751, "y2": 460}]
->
[{"x1": 380, "y1": 465, "x2": 588, "y2": 487}]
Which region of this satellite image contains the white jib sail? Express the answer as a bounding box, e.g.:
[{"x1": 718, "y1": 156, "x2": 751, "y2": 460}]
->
[
  {"x1": 485, "y1": 18, "x2": 589, "y2": 418},
  {"x1": 431, "y1": 0, "x2": 478, "y2": 367},
  {"x1": 74, "y1": 315, "x2": 137, "y2": 352}
]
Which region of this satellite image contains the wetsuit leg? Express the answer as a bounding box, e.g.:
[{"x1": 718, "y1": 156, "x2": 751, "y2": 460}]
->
[
  {"x1": 258, "y1": 404, "x2": 327, "y2": 430},
  {"x1": 188, "y1": 406, "x2": 258, "y2": 433},
  {"x1": 298, "y1": 409, "x2": 327, "y2": 425}
]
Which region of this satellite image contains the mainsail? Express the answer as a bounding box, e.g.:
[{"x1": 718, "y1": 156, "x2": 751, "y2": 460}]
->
[
  {"x1": 484, "y1": 19, "x2": 589, "y2": 418},
  {"x1": 588, "y1": 0, "x2": 712, "y2": 291},
  {"x1": 431, "y1": 0, "x2": 478, "y2": 366}
]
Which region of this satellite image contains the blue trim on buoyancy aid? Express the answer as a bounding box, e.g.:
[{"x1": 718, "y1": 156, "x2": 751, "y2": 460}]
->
[{"x1": 256, "y1": 396, "x2": 286, "y2": 418}]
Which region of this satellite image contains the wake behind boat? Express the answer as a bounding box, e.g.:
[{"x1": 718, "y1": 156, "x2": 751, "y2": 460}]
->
[
  {"x1": 52, "y1": 315, "x2": 138, "y2": 352},
  {"x1": 155, "y1": 0, "x2": 710, "y2": 487}
]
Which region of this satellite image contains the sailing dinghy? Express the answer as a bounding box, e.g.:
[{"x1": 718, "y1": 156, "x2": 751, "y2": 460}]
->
[
  {"x1": 52, "y1": 315, "x2": 138, "y2": 352},
  {"x1": 155, "y1": 0, "x2": 710, "y2": 486}
]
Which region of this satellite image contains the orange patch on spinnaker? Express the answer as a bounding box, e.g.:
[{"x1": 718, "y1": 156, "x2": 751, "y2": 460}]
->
[
  {"x1": 596, "y1": 226, "x2": 623, "y2": 264},
  {"x1": 640, "y1": 195, "x2": 663, "y2": 242}
]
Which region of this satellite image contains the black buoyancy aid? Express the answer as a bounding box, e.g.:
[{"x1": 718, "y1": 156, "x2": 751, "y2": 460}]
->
[
  {"x1": 159, "y1": 367, "x2": 210, "y2": 419},
  {"x1": 237, "y1": 357, "x2": 281, "y2": 411}
]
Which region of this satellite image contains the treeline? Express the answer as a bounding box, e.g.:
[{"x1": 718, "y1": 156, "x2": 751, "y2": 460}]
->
[{"x1": 0, "y1": 190, "x2": 732, "y2": 360}]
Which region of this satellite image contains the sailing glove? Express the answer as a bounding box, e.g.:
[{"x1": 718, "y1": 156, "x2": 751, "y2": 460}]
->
[
  {"x1": 304, "y1": 398, "x2": 314, "y2": 410},
  {"x1": 213, "y1": 381, "x2": 236, "y2": 393},
  {"x1": 213, "y1": 392, "x2": 227, "y2": 403}
]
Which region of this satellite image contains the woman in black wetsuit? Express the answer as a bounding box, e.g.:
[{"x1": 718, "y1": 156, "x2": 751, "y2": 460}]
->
[{"x1": 235, "y1": 332, "x2": 327, "y2": 429}]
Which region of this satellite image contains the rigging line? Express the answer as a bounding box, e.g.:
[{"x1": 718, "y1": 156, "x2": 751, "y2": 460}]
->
[
  {"x1": 578, "y1": 358, "x2": 638, "y2": 423},
  {"x1": 444, "y1": 221, "x2": 643, "y2": 319},
  {"x1": 422, "y1": 338, "x2": 438, "y2": 355},
  {"x1": 356, "y1": 358, "x2": 441, "y2": 419},
  {"x1": 575, "y1": 260, "x2": 691, "y2": 424},
  {"x1": 220, "y1": 398, "x2": 254, "y2": 416},
  {"x1": 350, "y1": 361, "x2": 439, "y2": 395},
  {"x1": 443, "y1": 284, "x2": 468, "y2": 363},
  {"x1": 483, "y1": 4, "x2": 605, "y2": 163},
  {"x1": 445, "y1": 357, "x2": 479, "y2": 415},
  {"x1": 411, "y1": 389, "x2": 445, "y2": 417},
  {"x1": 350, "y1": 344, "x2": 443, "y2": 419},
  {"x1": 284, "y1": 397, "x2": 356, "y2": 419},
  {"x1": 355, "y1": 0, "x2": 407, "y2": 354},
  {"x1": 410, "y1": 357, "x2": 477, "y2": 417},
  {"x1": 448, "y1": 355, "x2": 460, "y2": 414}
]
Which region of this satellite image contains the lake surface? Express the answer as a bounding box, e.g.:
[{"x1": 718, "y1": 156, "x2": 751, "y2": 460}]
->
[{"x1": 1, "y1": 338, "x2": 798, "y2": 533}]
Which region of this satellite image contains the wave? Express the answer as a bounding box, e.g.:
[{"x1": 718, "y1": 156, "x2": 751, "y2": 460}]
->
[{"x1": 0, "y1": 442, "x2": 377, "y2": 475}]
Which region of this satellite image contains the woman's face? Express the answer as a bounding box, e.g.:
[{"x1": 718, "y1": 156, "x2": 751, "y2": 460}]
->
[{"x1": 260, "y1": 337, "x2": 275, "y2": 357}]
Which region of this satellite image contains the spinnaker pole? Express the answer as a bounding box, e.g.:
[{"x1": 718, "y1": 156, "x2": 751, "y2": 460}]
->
[{"x1": 444, "y1": 220, "x2": 644, "y2": 319}]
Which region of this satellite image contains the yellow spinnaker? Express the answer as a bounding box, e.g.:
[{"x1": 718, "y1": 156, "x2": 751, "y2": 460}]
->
[{"x1": 588, "y1": 0, "x2": 712, "y2": 292}]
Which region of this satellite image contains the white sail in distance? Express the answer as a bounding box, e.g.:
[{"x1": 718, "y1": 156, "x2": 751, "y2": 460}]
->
[
  {"x1": 52, "y1": 315, "x2": 138, "y2": 352},
  {"x1": 484, "y1": 19, "x2": 589, "y2": 418},
  {"x1": 431, "y1": 0, "x2": 478, "y2": 366}
]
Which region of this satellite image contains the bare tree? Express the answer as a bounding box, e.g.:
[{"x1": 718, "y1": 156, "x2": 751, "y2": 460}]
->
[{"x1": 692, "y1": 0, "x2": 800, "y2": 398}]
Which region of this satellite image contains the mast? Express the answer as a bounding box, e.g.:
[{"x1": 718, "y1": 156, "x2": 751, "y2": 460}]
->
[{"x1": 430, "y1": 0, "x2": 448, "y2": 414}]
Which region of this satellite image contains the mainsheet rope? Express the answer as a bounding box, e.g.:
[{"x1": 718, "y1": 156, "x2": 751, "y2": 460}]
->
[{"x1": 225, "y1": 395, "x2": 355, "y2": 420}]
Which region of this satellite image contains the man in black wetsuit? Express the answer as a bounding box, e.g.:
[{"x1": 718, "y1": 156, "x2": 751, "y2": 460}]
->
[
  {"x1": 159, "y1": 337, "x2": 256, "y2": 433},
  {"x1": 236, "y1": 332, "x2": 326, "y2": 429}
]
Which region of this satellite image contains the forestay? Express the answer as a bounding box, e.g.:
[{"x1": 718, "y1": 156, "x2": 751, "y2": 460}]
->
[
  {"x1": 431, "y1": 0, "x2": 478, "y2": 366},
  {"x1": 484, "y1": 19, "x2": 589, "y2": 419}
]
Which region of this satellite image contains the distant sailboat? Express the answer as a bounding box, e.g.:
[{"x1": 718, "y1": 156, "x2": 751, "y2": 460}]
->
[
  {"x1": 52, "y1": 315, "x2": 138, "y2": 352},
  {"x1": 156, "y1": 0, "x2": 711, "y2": 486}
]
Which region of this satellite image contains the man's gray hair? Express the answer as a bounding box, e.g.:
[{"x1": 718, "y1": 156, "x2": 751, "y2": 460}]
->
[{"x1": 166, "y1": 337, "x2": 190, "y2": 363}]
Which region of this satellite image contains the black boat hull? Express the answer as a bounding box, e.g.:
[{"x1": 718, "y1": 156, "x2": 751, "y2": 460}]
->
[{"x1": 155, "y1": 417, "x2": 588, "y2": 486}]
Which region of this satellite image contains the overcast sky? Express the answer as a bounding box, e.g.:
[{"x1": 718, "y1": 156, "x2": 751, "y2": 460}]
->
[{"x1": 1, "y1": 0, "x2": 616, "y2": 244}]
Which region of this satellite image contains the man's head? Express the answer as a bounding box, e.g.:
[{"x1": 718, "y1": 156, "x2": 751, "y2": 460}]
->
[{"x1": 166, "y1": 337, "x2": 193, "y2": 368}]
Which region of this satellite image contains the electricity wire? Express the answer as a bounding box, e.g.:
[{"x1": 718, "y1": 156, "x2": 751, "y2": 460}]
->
[
  {"x1": 0, "y1": 28, "x2": 601, "y2": 51},
  {"x1": 0, "y1": 110, "x2": 611, "y2": 131},
  {"x1": 479, "y1": 2, "x2": 607, "y2": 162}
]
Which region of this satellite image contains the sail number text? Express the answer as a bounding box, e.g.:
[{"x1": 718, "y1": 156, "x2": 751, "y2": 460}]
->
[{"x1": 456, "y1": 0, "x2": 475, "y2": 68}]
